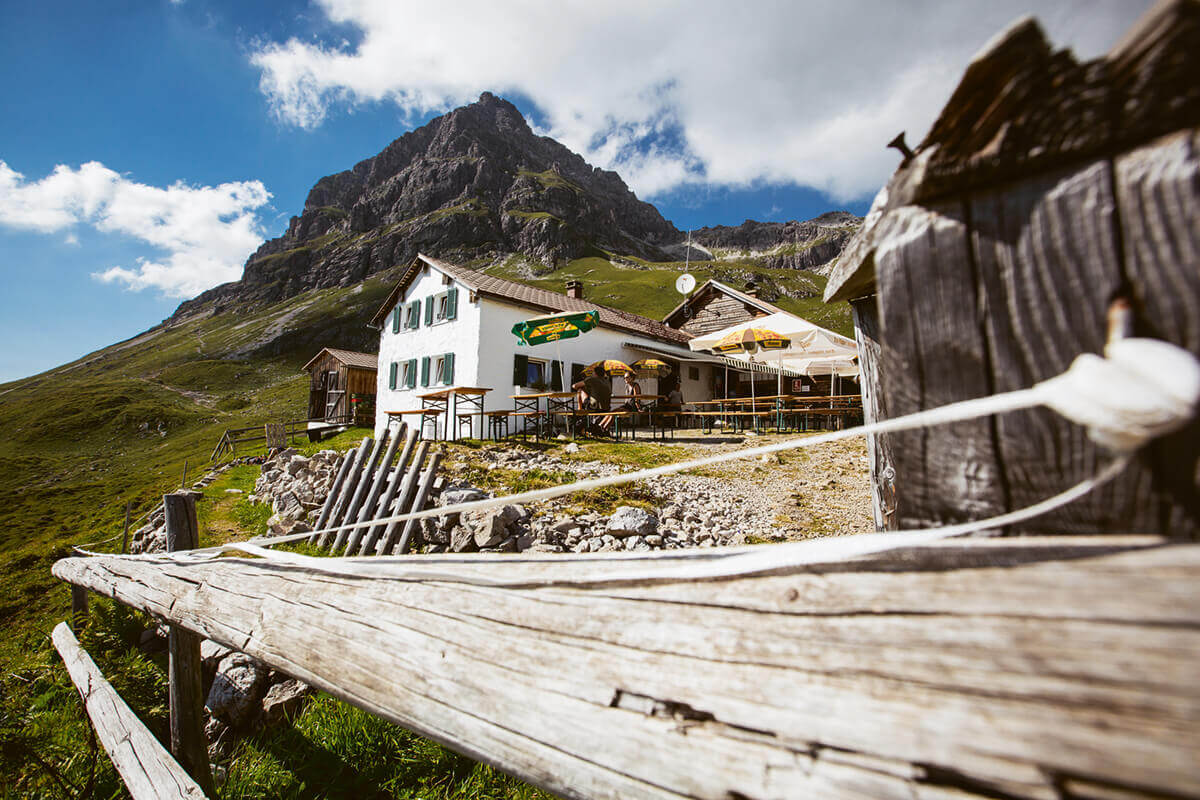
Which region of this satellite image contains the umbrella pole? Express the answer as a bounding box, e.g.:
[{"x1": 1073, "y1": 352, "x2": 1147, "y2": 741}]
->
[{"x1": 750, "y1": 359, "x2": 756, "y2": 433}]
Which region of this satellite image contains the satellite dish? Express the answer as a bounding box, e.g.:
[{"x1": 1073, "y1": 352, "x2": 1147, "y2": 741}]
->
[{"x1": 675, "y1": 273, "x2": 696, "y2": 295}]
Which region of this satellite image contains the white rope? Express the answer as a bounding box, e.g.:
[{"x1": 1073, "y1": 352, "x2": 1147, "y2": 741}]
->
[
  {"x1": 166, "y1": 454, "x2": 1132, "y2": 588},
  {"x1": 74, "y1": 338, "x2": 1199, "y2": 573}
]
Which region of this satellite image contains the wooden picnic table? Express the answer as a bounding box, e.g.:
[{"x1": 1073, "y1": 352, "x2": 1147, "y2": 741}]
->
[{"x1": 417, "y1": 386, "x2": 492, "y2": 440}]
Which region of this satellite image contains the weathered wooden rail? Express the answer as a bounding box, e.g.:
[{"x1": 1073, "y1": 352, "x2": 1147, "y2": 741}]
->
[
  {"x1": 209, "y1": 414, "x2": 353, "y2": 462},
  {"x1": 52, "y1": 623, "x2": 206, "y2": 800},
  {"x1": 54, "y1": 536, "x2": 1200, "y2": 800}
]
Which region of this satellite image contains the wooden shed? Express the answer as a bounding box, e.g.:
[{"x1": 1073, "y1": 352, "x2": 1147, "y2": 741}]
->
[
  {"x1": 825, "y1": 0, "x2": 1200, "y2": 537},
  {"x1": 303, "y1": 348, "x2": 378, "y2": 423}
]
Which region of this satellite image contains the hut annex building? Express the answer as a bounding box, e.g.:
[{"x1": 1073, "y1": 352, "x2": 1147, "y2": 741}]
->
[{"x1": 368, "y1": 253, "x2": 839, "y2": 438}]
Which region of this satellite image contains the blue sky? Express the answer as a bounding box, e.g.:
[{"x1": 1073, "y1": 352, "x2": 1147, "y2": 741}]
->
[{"x1": 0, "y1": 0, "x2": 1145, "y2": 382}]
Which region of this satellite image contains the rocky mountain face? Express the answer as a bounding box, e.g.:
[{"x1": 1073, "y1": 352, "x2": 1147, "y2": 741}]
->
[
  {"x1": 688, "y1": 211, "x2": 861, "y2": 270},
  {"x1": 173, "y1": 93, "x2": 859, "y2": 319}
]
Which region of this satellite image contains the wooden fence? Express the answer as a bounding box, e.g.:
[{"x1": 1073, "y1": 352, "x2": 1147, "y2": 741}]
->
[
  {"x1": 301, "y1": 423, "x2": 444, "y2": 556},
  {"x1": 209, "y1": 415, "x2": 352, "y2": 463},
  {"x1": 54, "y1": 530, "x2": 1200, "y2": 800}
]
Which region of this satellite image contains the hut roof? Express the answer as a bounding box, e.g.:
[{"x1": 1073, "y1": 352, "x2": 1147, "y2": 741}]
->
[
  {"x1": 303, "y1": 348, "x2": 379, "y2": 372},
  {"x1": 662, "y1": 279, "x2": 786, "y2": 328},
  {"x1": 370, "y1": 254, "x2": 690, "y2": 345}
]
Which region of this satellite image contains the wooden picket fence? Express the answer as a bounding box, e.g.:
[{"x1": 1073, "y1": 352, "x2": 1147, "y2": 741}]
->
[{"x1": 304, "y1": 423, "x2": 443, "y2": 556}]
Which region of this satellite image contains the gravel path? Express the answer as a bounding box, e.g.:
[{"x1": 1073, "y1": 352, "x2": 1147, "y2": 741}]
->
[{"x1": 456, "y1": 431, "x2": 873, "y2": 548}]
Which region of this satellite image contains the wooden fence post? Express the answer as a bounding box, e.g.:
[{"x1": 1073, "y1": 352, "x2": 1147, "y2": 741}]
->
[
  {"x1": 70, "y1": 585, "x2": 88, "y2": 633},
  {"x1": 119, "y1": 501, "x2": 132, "y2": 554},
  {"x1": 163, "y1": 493, "x2": 216, "y2": 797}
]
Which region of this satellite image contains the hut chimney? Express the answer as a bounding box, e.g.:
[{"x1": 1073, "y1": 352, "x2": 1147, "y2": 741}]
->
[
  {"x1": 744, "y1": 280, "x2": 760, "y2": 299},
  {"x1": 566, "y1": 280, "x2": 584, "y2": 299}
]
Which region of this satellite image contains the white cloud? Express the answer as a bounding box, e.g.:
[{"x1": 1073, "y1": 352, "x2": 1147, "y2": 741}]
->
[
  {"x1": 249, "y1": 0, "x2": 1144, "y2": 202},
  {"x1": 0, "y1": 160, "x2": 270, "y2": 298}
]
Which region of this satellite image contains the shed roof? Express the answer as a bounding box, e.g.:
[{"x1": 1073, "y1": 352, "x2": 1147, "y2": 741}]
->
[
  {"x1": 370, "y1": 254, "x2": 690, "y2": 345},
  {"x1": 303, "y1": 348, "x2": 379, "y2": 372},
  {"x1": 824, "y1": 0, "x2": 1200, "y2": 303},
  {"x1": 662, "y1": 279, "x2": 785, "y2": 328}
]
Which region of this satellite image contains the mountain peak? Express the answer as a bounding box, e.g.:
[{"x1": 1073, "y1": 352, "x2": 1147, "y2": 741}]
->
[{"x1": 171, "y1": 94, "x2": 858, "y2": 321}]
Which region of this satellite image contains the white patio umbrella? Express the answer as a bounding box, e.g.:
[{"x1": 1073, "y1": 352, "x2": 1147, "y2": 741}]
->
[{"x1": 689, "y1": 311, "x2": 858, "y2": 398}]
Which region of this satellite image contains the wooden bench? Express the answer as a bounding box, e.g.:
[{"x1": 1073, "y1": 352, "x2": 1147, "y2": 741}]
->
[{"x1": 484, "y1": 410, "x2": 512, "y2": 440}]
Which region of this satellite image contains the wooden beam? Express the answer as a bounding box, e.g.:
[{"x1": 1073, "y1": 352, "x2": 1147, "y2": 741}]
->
[
  {"x1": 52, "y1": 623, "x2": 206, "y2": 800},
  {"x1": 53, "y1": 537, "x2": 1200, "y2": 800},
  {"x1": 162, "y1": 494, "x2": 215, "y2": 797}
]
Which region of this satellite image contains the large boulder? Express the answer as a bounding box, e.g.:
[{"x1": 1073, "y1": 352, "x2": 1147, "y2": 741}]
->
[
  {"x1": 205, "y1": 653, "x2": 269, "y2": 728},
  {"x1": 466, "y1": 504, "x2": 525, "y2": 548},
  {"x1": 450, "y1": 525, "x2": 478, "y2": 553},
  {"x1": 606, "y1": 506, "x2": 658, "y2": 538}
]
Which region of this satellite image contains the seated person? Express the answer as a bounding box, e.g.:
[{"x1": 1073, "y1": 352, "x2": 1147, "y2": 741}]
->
[
  {"x1": 602, "y1": 374, "x2": 642, "y2": 430},
  {"x1": 572, "y1": 368, "x2": 611, "y2": 429},
  {"x1": 660, "y1": 386, "x2": 684, "y2": 411}
]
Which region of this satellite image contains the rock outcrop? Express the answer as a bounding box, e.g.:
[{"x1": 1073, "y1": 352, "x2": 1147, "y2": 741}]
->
[
  {"x1": 690, "y1": 211, "x2": 861, "y2": 270},
  {"x1": 169, "y1": 92, "x2": 862, "y2": 328},
  {"x1": 174, "y1": 92, "x2": 683, "y2": 318}
]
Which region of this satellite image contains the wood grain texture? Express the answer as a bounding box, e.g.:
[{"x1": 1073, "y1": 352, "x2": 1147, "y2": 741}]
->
[
  {"x1": 1114, "y1": 129, "x2": 1200, "y2": 538},
  {"x1": 53, "y1": 623, "x2": 206, "y2": 800},
  {"x1": 874, "y1": 203, "x2": 1006, "y2": 527},
  {"x1": 968, "y1": 159, "x2": 1154, "y2": 535},
  {"x1": 850, "y1": 297, "x2": 897, "y2": 530},
  {"x1": 53, "y1": 538, "x2": 1200, "y2": 800},
  {"x1": 162, "y1": 494, "x2": 215, "y2": 797}
]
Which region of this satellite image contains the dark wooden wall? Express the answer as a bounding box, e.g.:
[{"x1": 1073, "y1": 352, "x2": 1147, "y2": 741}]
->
[
  {"x1": 676, "y1": 290, "x2": 767, "y2": 337},
  {"x1": 873, "y1": 132, "x2": 1199, "y2": 538},
  {"x1": 306, "y1": 353, "x2": 377, "y2": 420}
]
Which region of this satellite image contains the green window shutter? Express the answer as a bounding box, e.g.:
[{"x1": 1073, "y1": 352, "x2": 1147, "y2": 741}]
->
[
  {"x1": 445, "y1": 287, "x2": 458, "y2": 320},
  {"x1": 420, "y1": 356, "x2": 430, "y2": 387},
  {"x1": 443, "y1": 352, "x2": 455, "y2": 385},
  {"x1": 570, "y1": 363, "x2": 585, "y2": 386},
  {"x1": 391, "y1": 306, "x2": 401, "y2": 334},
  {"x1": 512, "y1": 354, "x2": 528, "y2": 387},
  {"x1": 550, "y1": 360, "x2": 562, "y2": 391},
  {"x1": 407, "y1": 301, "x2": 419, "y2": 329},
  {"x1": 389, "y1": 362, "x2": 397, "y2": 390},
  {"x1": 424, "y1": 296, "x2": 434, "y2": 326},
  {"x1": 406, "y1": 359, "x2": 417, "y2": 388}
]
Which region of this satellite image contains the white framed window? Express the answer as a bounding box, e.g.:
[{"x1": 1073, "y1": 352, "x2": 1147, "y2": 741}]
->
[
  {"x1": 401, "y1": 360, "x2": 417, "y2": 389},
  {"x1": 435, "y1": 294, "x2": 449, "y2": 322},
  {"x1": 404, "y1": 302, "x2": 421, "y2": 329},
  {"x1": 434, "y1": 355, "x2": 447, "y2": 384}
]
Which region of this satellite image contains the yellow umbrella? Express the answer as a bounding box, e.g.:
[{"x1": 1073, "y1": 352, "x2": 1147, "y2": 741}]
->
[
  {"x1": 711, "y1": 327, "x2": 791, "y2": 354},
  {"x1": 631, "y1": 358, "x2": 671, "y2": 378},
  {"x1": 583, "y1": 359, "x2": 634, "y2": 377},
  {"x1": 709, "y1": 328, "x2": 792, "y2": 410}
]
